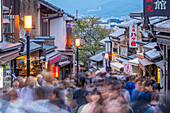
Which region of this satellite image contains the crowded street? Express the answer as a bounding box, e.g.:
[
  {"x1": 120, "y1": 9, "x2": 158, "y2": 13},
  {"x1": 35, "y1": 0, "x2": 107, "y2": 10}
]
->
[
  {"x1": 1, "y1": 0, "x2": 170, "y2": 113},
  {"x1": 0, "y1": 72, "x2": 169, "y2": 113}
]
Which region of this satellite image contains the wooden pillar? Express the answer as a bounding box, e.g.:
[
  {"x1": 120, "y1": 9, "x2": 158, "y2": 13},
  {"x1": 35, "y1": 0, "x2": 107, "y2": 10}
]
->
[{"x1": 14, "y1": 15, "x2": 20, "y2": 42}]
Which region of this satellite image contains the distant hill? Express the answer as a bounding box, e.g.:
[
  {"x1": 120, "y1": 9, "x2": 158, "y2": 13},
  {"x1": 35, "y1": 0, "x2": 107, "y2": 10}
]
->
[{"x1": 46, "y1": 0, "x2": 143, "y2": 18}]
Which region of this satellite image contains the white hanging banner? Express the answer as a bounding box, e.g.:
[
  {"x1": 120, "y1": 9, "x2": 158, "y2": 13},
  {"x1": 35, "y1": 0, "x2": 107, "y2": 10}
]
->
[
  {"x1": 123, "y1": 61, "x2": 133, "y2": 75},
  {"x1": 129, "y1": 24, "x2": 138, "y2": 48}
]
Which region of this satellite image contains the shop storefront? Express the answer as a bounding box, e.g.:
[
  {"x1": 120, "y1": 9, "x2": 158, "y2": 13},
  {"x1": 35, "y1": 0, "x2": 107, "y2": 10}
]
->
[
  {"x1": 16, "y1": 42, "x2": 42, "y2": 76},
  {"x1": 0, "y1": 61, "x2": 12, "y2": 89},
  {"x1": 59, "y1": 55, "x2": 71, "y2": 79},
  {"x1": 128, "y1": 58, "x2": 140, "y2": 75},
  {"x1": 139, "y1": 59, "x2": 157, "y2": 78},
  {"x1": 16, "y1": 52, "x2": 43, "y2": 76},
  {"x1": 0, "y1": 42, "x2": 22, "y2": 89},
  {"x1": 43, "y1": 51, "x2": 61, "y2": 75},
  {"x1": 111, "y1": 62, "x2": 124, "y2": 73}
]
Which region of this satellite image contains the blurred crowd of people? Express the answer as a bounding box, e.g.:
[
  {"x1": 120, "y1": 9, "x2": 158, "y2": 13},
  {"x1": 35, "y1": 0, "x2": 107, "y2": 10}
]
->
[{"x1": 0, "y1": 71, "x2": 170, "y2": 113}]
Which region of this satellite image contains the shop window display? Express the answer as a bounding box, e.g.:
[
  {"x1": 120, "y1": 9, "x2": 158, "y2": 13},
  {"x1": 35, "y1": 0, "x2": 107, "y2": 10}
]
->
[
  {"x1": 0, "y1": 61, "x2": 12, "y2": 89},
  {"x1": 17, "y1": 57, "x2": 42, "y2": 76}
]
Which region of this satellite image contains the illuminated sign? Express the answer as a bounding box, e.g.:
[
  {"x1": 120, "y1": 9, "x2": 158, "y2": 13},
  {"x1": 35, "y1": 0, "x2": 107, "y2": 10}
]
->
[
  {"x1": 129, "y1": 24, "x2": 138, "y2": 48},
  {"x1": 157, "y1": 68, "x2": 160, "y2": 83},
  {"x1": 53, "y1": 66, "x2": 60, "y2": 78},
  {"x1": 144, "y1": 0, "x2": 170, "y2": 16}
]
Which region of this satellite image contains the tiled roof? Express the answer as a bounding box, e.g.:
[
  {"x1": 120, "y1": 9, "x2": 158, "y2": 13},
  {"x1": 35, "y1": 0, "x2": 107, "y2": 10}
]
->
[
  {"x1": 110, "y1": 28, "x2": 125, "y2": 38},
  {"x1": 89, "y1": 51, "x2": 105, "y2": 62},
  {"x1": 20, "y1": 42, "x2": 41, "y2": 55}
]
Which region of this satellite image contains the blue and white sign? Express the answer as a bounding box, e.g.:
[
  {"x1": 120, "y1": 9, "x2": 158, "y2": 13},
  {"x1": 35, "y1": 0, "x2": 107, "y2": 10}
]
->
[{"x1": 0, "y1": 68, "x2": 3, "y2": 88}]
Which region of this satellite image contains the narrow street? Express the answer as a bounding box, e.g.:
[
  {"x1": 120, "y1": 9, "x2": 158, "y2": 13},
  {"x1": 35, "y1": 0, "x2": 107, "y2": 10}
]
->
[{"x1": 0, "y1": 0, "x2": 170, "y2": 113}]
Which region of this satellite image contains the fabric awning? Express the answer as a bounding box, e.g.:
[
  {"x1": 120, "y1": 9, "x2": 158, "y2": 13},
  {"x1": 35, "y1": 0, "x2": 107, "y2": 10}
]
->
[
  {"x1": 59, "y1": 60, "x2": 71, "y2": 67},
  {"x1": 0, "y1": 49, "x2": 20, "y2": 63},
  {"x1": 155, "y1": 60, "x2": 164, "y2": 70},
  {"x1": 111, "y1": 62, "x2": 124, "y2": 71},
  {"x1": 128, "y1": 58, "x2": 140, "y2": 66},
  {"x1": 46, "y1": 51, "x2": 61, "y2": 65},
  {"x1": 139, "y1": 58, "x2": 154, "y2": 67}
]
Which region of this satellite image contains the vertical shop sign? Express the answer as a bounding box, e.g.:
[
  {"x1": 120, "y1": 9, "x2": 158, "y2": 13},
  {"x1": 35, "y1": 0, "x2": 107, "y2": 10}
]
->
[
  {"x1": 129, "y1": 24, "x2": 138, "y2": 48},
  {"x1": 157, "y1": 68, "x2": 160, "y2": 83},
  {"x1": 0, "y1": 68, "x2": 3, "y2": 88},
  {"x1": 144, "y1": 0, "x2": 170, "y2": 16},
  {"x1": 123, "y1": 62, "x2": 133, "y2": 75},
  {"x1": 53, "y1": 66, "x2": 60, "y2": 78}
]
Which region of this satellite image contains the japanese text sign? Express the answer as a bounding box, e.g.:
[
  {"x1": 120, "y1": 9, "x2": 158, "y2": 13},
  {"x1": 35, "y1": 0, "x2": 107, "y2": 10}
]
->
[
  {"x1": 129, "y1": 24, "x2": 138, "y2": 48},
  {"x1": 123, "y1": 62, "x2": 133, "y2": 75},
  {"x1": 144, "y1": 0, "x2": 170, "y2": 16}
]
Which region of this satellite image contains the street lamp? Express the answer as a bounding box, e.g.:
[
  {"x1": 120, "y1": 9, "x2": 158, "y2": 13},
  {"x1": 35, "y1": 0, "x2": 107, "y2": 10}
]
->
[
  {"x1": 75, "y1": 38, "x2": 80, "y2": 77},
  {"x1": 105, "y1": 40, "x2": 112, "y2": 72},
  {"x1": 24, "y1": 15, "x2": 32, "y2": 77},
  {"x1": 105, "y1": 53, "x2": 109, "y2": 72}
]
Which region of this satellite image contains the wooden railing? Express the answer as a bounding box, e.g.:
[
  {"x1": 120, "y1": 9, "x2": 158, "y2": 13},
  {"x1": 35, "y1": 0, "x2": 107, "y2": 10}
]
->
[{"x1": 3, "y1": 15, "x2": 20, "y2": 43}]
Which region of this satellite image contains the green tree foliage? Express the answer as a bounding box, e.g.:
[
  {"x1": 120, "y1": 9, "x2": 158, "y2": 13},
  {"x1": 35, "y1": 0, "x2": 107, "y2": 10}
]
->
[{"x1": 72, "y1": 16, "x2": 112, "y2": 68}]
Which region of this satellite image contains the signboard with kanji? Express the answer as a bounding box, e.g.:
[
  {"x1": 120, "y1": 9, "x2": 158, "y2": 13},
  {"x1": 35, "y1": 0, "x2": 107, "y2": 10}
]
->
[
  {"x1": 123, "y1": 62, "x2": 133, "y2": 75},
  {"x1": 129, "y1": 24, "x2": 138, "y2": 48},
  {"x1": 144, "y1": 0, "x2": 170, "y2": 16}
]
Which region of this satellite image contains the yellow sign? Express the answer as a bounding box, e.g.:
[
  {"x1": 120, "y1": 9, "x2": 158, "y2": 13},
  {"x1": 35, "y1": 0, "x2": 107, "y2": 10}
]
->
[{"x1": 157, "y1": 68, "x2": 160, "y2": 83}]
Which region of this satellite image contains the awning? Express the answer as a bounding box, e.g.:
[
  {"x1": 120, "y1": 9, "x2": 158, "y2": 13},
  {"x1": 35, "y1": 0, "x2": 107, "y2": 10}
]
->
[
  {"x1": 111, "y1": 62, "x2": 124, "y2": 71},
  {"x1": 0, "y1": 42, "x2": 22, "y2": 52},
  {"x1": 116, "y1": 57, "x2": 128, "y2": 63},
  {"x1": 3, "y1": 6, "x2": 9, "y2": 11},
  {"x1": 128, "y1": 58, "x2": 140, "y2": 66},
  {"x1": 59, "y1": 60, "x2": 71, "y2": 67},
  {"x1": 46, "y1": 51, "x2": 61, "y2": 65},
  {"x1": 0, "y1": 49, "x2": 20, "y2": 63},
  {"x1": 128, "y1": 54, "x2": 137, "y2": 59},
  {"x1": 155, "y1": 60, "x2": 164, "y2": 70},
  {"x1": 145, "y1": 49, "x2": 161, "y2": 61},
  {"x1": 139, "y1": 58, "x2": 154, "y2": 67},
  {"x1": 143, "y1": 43, "x2": 158, "y2": 50},
  {"x1": 20, "y1": 42, "x2": 42, "y2": 55},
  {"x1": 136, "y1": 39, "x2": 148, "y2": 45}
]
